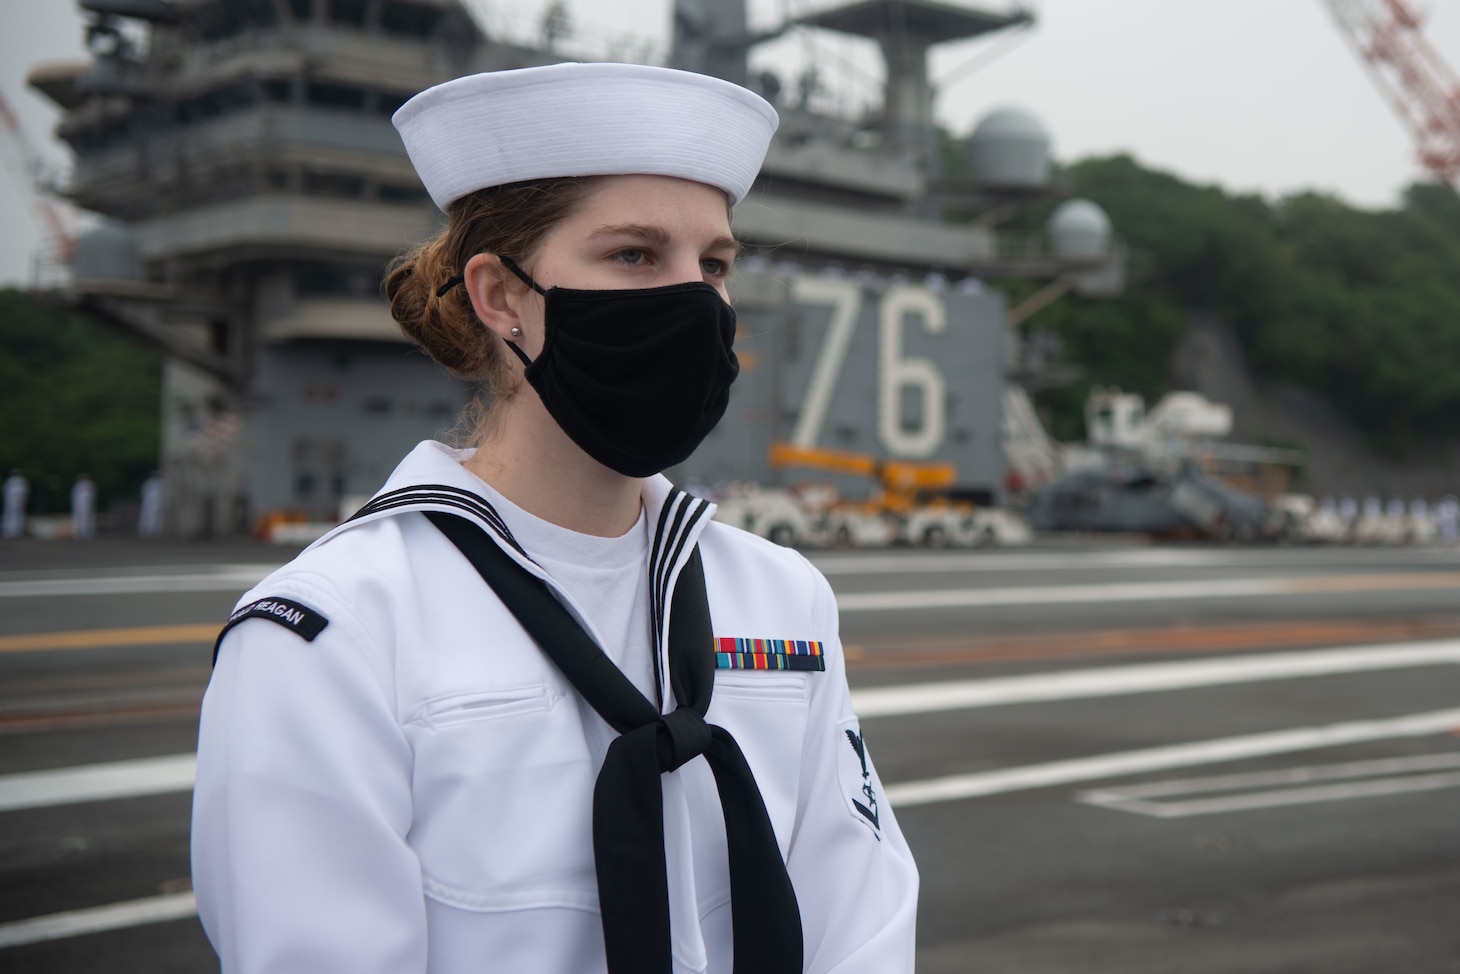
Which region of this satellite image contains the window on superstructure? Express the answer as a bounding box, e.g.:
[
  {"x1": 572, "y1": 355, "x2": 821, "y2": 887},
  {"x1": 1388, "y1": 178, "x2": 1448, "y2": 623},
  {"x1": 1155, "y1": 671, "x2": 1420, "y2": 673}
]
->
[
  {"x1": 262, "y1": 79, "x2": 294, "y2": 104},
  {"x1": 303, "y1": 171, "x2": 367, "y2": 198},
  {"x1": 306, "y1": 82, "x2": 367, "y2": 111},
  {"x1": 294, "y1": 261, "x2": 384, "y2": 297},
  {"x1": 243, "y1": 0, "x2": 280, "y2": 26},
  {"x1": 175, "y1": 83, "x2": 257, "y2": 123},
  {"x1": 379, "y1": 183, "x2": 429, "y2": 205},
  {"x1": 193, "y1": 1, "x2": 245, "y2": 41},
  {"x1": 381, "y1": 2, "x2": 442, "y2": 38},
  {"x1": 329, "y1": 0, "x2": 368, "y2": 27}
]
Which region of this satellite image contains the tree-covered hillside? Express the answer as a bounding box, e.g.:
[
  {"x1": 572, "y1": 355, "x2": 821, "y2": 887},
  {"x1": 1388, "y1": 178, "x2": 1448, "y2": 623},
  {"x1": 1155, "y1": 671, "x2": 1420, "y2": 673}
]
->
[
  {"x1": 0, "y1": 289, "x2": 162, "y2": 517},
  {"x1": 1018, "y1": 155, "x2": 1460, "y2": 452}
]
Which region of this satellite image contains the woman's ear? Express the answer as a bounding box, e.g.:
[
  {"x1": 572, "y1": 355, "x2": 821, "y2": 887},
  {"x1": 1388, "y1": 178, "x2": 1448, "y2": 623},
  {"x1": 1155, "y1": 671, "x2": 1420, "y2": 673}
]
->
[{"x1": 463, "y1": 253, "x2": 526, "y2": 343}]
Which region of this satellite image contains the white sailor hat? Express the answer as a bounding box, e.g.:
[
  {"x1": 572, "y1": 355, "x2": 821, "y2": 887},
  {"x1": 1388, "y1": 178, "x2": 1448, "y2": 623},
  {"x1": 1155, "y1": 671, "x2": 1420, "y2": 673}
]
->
[{"x1": 393, "y1": 62, "x2": 779, "y2": 211}]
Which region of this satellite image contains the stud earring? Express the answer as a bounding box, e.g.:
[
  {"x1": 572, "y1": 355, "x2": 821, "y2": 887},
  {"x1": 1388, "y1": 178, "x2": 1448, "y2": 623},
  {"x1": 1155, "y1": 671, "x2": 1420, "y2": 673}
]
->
[{"x1": 510, "y1": 327, "x2": 522, "y2": 338}]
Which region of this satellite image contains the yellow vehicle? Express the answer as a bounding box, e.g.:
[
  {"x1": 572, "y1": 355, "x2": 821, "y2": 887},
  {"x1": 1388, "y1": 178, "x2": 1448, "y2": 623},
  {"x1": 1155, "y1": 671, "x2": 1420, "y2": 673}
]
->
[{"x1": 766, "y1": 442, "x2": 975, "y2": 546}]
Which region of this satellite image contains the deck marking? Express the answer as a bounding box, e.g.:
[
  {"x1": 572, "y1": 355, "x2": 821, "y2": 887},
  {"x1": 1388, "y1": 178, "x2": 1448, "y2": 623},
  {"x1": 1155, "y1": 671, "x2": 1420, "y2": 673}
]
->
[
  {"x1": 884, "y1": 708, "x2": 1460, "y2": 808},
  {"x1": 1077, "y1": 752, "x2": 1460, "y2": 818},
  {"x1": 811, "y1": 548, "x2": 1460, "y2": 575},
  {"x1": 2, "y1": 642, "x2": 1457, "y2": 811},
  {"x1": 850, "y1": 639, "x2": 1460, "y2": 717},
  {"x1": 0, "y1": 625, "x2": 218, "y2": 654},
  {"x1": 835, "y1": 572, "x2": 1460, "y2": 612},
  {"x1": 0, "y1": 892, "x2": 197, "y2": 949},
  {"x1": 0, "y1": 566, "x2": 271, "y2": 598},
  {"x1": 0, "y1": 754, "x2": 197, "y2": 813}
]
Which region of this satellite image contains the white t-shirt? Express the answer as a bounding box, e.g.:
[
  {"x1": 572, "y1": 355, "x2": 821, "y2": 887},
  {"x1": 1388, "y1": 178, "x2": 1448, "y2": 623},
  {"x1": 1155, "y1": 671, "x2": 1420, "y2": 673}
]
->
[{"x1": 467, "y1": 476, "x2": 657, "y2": 752}]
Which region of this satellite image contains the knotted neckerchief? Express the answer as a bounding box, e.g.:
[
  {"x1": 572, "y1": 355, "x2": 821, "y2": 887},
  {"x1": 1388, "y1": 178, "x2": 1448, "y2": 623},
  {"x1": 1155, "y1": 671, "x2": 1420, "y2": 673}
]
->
[{"x1": 426, "y1": 511, "x2": 803, "y2": 974}]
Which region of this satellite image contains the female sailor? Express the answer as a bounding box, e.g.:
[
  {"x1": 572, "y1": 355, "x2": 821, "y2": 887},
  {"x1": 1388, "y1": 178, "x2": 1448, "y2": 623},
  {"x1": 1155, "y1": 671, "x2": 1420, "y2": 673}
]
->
[{"x1": 192, "y1": 61, "x2": 918, "y2": 974}]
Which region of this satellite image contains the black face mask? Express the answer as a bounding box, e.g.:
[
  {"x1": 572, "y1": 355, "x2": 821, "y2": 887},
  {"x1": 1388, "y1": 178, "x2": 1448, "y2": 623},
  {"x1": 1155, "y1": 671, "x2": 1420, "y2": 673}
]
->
[{"x1": 499, "y1": 256, "x2": 740, "y2": 478}]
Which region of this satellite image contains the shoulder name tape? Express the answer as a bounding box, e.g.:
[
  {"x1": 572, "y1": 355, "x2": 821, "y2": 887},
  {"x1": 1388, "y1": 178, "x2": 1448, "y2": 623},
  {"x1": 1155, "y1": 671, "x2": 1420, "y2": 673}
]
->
[
  {"x1": 212, "y1": 597, "x2": 330, "y2": 665},
  {"x1": 715, "y1": 637, "x2": 825, "y2": 672}
]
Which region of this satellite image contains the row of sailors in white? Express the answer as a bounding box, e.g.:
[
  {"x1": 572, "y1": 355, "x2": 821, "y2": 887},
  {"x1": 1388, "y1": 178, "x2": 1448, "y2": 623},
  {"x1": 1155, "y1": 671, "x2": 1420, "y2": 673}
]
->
[
  {"x1": 1317, "y1": 495, "x2": 1460, "y2": 542},
  {"x1": 0, "y1": 471, "x2": 164, "y2": 539}
]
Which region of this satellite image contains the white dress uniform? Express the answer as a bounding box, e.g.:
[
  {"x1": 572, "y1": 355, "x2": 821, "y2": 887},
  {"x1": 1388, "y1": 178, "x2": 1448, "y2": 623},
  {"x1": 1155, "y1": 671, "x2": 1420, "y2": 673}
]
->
[{"x1": 192, "y1": 440, "x2": 919, "y2": 973}]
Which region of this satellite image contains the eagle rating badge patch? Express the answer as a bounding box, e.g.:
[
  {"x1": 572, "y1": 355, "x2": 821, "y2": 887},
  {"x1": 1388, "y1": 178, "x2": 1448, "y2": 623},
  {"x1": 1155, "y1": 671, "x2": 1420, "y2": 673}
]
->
[{"x1": 837, "y1": 717, "x2": 883, "y2": 840}]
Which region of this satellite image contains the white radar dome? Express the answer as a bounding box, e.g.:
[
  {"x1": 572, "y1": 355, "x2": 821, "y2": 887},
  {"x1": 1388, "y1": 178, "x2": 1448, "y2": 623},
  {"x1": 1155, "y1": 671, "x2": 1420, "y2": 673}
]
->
[
  {"x1": 967, "y1": 107, "x2": 1051, "y2": 188},
  {"x1": 72, "y1": 221, "x2": 142, "y2": 282},
  {"x1": 1048, "y1": 199, "x2": 1111, "y2": 259}
]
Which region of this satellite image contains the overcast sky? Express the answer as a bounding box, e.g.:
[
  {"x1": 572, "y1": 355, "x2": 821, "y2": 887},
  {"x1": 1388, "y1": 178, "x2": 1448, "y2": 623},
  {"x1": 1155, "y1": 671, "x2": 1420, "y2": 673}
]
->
[{"x1": 3, "y1": 0, "x2": 1458, "y2": 287}]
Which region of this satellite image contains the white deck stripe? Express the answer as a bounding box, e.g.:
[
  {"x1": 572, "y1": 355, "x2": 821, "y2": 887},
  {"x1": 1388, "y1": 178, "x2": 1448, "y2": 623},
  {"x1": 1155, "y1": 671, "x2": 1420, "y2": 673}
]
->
[
  {"x1": 0, "y1": 892, "x2": 197, "y2": 949},
  {"x1": 0, "y1": 569, "x2": 271, "y2": 598},
  {"x1": 1076, "y1": 752, "x2": 1460, "y2": 818},
  {"x1": 0, "y1": 755, "x2": 197, "y2": 813},
  {"x1": 815, "y1": 549, "x2": 1261, "y2": 574},
  {"x1": 850, "y1": 639, "x2": 1460, "y2": 717},
  {"x1": 836, "y1": 576, "x2": 1356, "y2": 611},
  {"x1": 2, "y1": 642, "x2": 1457, "y2": 813},
  {"x1": 1080, "y1": 772, "x2": 1460, "y2": 819},
  {"x1": 1079, "y1": 751, "x2": 1460, "y2": 800},
  {"x1": 812, "y1": 548, "x2": 1460, "y2": 575},
  {"x1": 883, "y1": 707, "x2": 1460, "y2": 808}
]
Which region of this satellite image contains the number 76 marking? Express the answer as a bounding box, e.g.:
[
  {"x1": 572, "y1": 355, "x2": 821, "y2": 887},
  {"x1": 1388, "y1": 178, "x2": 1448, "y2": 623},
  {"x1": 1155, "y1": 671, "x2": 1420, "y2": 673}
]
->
[{"x1": 788, "y1": 277, "x2": 947, "y2": 459}]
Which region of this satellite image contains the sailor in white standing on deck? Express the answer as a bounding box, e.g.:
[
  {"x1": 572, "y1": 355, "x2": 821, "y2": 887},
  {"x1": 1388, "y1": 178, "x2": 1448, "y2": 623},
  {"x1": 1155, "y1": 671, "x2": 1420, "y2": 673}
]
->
[
  {"x1": 191, "y1": 62, "x2": 918, "y2": 974},
  {"x1": 70, "y1": 473, "x2": 96, "y2": 539},
  {"x1": 137, "y1": 471, "x2": 164, "y2": 538},
  {"x1": 2, "y1": 470, "x2": 27, "y2": 539}
]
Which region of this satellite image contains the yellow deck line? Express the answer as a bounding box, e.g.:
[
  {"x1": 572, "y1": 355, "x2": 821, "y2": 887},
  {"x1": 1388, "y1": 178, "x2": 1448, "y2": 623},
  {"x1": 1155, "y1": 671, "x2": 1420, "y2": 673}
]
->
[
  {"x1": 0, "y1": 625, "x2": 217, "y2": 654},
  {"x1": 1284, "y1": 572, "x2": 1460, "y2": 593}
]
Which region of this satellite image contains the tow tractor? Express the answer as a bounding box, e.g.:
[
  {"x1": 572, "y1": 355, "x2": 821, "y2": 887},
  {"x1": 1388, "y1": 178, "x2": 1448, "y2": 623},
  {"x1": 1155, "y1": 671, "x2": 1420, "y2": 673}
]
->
[{"x1": 713, "y1": 442, "x2": 1027, "y2": 548}]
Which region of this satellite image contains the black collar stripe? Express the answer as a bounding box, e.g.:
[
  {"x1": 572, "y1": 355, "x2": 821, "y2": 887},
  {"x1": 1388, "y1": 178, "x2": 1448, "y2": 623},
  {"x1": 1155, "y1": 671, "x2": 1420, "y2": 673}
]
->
[
  {"x1": 647, "y1": 488, "x2": 692, "y2": 702},
  {"x1": 350, "y1": 485, "x2": 526, "y2": 556},
  {"x1": 354, "y1": 494, "x2": 525, "y2": 557},
  {"x1": 354, "y1": 483, "x2": 515, "y2": 537},
  {"x1": 648, "y1": 489, "x2": 687, "y2": 646},
  {"x1": 653, "y1": 497, "x2": 709, "y2": 646},
  {"x1": 649, "y1": 491, "x2": 704, "y2": 648},
  {"x1": 355, "y1": 483, "x2": 508, "y2": 526}
]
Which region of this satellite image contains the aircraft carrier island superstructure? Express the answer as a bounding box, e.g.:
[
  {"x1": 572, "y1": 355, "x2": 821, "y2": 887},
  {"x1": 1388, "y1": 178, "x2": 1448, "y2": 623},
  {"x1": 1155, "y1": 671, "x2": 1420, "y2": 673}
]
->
[{"x1": 31, "y1": 0, "x2": 1123, "y2": 536}]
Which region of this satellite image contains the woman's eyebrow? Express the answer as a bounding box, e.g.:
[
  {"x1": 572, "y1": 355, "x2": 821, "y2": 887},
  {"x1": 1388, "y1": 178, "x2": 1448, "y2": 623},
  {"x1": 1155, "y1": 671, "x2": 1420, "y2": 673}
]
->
[
  {"x1": 587, "y1": 225, "x2": 739, "y2": 254},
  {"x1": 588, "y1": 223, "x2": 671, "y2": 245}
]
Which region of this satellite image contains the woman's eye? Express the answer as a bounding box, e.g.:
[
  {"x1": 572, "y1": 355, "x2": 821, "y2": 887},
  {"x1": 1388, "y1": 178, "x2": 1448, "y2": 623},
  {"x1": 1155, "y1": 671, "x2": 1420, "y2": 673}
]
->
[
  {"x1": 614, "y1": 249, "x2": 647, "y2": 265},
  {"x1": 701, "y1": 258, "x2": 730, "y2": 277}
]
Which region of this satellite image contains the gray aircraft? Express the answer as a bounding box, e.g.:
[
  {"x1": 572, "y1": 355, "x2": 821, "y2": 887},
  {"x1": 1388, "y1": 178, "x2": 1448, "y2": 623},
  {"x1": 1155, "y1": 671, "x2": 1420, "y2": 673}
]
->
[{"x1": 1026, "y1": 461, "x2": 1276, "y2": 541}]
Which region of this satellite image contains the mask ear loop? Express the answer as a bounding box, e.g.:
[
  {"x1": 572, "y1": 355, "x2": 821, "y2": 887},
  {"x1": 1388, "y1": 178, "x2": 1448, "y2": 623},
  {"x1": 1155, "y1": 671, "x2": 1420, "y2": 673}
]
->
[
  {"x1": 499, "y1": 256, "x2": 548, "y2": 296},
  {"x1": 496, "y1": 255, "x2": 544, "y2": 367}
]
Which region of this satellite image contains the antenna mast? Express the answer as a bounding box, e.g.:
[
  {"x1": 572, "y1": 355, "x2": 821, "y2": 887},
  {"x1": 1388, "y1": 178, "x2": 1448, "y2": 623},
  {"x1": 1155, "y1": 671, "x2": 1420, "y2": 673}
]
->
[{"x1": 1326, "y1": 0, "x2": 1460, "y2": 188}]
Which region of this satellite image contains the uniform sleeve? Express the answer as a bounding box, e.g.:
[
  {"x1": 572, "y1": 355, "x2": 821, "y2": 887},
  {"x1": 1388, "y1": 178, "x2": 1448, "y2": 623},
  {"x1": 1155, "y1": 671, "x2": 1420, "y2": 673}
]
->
[
  {"x1": 785, "y1": 564, "x2": 919, "y2": 974},
  {"x1": 191, "y1": 579, "x2": 426, "y2": 974}
]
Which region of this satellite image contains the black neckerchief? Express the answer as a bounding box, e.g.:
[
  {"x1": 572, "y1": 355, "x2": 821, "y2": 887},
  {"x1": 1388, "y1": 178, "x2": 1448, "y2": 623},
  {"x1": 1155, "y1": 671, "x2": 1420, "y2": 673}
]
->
[{"x1": 426, "y1": 511, "x2": 803, "y2": 974}]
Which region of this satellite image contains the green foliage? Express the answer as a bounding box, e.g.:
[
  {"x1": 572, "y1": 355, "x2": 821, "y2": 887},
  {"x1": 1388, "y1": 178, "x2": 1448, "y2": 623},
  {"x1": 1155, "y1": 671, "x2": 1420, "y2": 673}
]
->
[
  {"x1": 1020, "y1": 154, "x2": 1460, "y2": 452},
  {"x1": 0, "y1": 289, "x2": 162, "y2": 514}
]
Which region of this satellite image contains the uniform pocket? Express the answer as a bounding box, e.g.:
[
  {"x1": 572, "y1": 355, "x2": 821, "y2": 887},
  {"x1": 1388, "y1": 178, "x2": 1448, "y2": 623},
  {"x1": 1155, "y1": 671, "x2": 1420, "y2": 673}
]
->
[
  {"x1": 407, "y1": 683, "x2": 598, "y2": 913},
  {"x1": 712, "y1": 673, "x2": 808, "y2": 702},
  {"x1": 412, "y1": 685, "x2": 558, "y2": 728},
  {"x1": 705, "y1": 673, "x2": 811, "y2": 854}
]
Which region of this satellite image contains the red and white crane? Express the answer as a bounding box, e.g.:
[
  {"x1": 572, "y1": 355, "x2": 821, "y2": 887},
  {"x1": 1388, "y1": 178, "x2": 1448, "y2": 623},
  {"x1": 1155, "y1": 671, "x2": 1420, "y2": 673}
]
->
[
  {"x1": 1326, "y1": 0, "x2": 1460, "y2": 188},
  {"x1": 0, "y1": 86, "x2": 77, "y2": 274}
]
